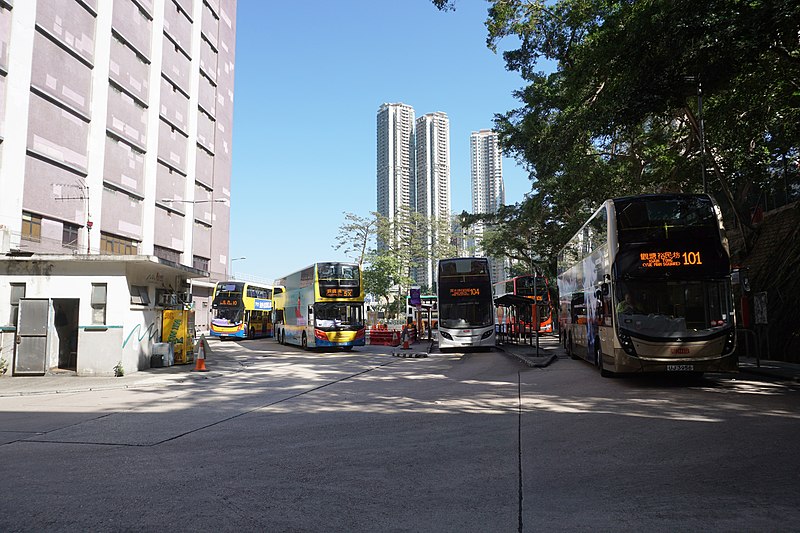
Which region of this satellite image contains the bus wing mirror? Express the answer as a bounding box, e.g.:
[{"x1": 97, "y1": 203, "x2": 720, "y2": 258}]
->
[{"x1": 601, "y1": 283, "x2": 610, "y2": 296}]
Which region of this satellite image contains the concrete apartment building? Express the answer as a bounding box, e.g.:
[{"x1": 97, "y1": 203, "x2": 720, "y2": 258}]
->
[
  {"x1": 415, "y1": 111, "x2": 450, "y2": 288},
  {"x1": 376, "y1": 102, "x2": 416, "y2": 231},
  {"x1": 470, "y1": 129, "x2": 506, "y2": 283},
  {"x1": 0, "y1": 0, "x2": 237, "y2": 376}
]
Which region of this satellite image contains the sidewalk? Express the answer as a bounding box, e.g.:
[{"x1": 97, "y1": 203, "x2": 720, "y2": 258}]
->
[
  {"x1": 497, "y1": 335, "x2": 800, "y2": 383},
  {"x1": 2, "y1": 338, "x2": 797, "y2": 397}
]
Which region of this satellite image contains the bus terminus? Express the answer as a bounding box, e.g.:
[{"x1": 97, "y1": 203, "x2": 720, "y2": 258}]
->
[
  {"x1": 557, "y1": 194, "x2": 737, "y2": 377},
  {"x1": 274, "y1": 262, "x2": 365, "y2": 350},
  {"x1": 210, "y1": 281, "x2": 274, "y2": 340},
  {"x1": 437, "y1": 257, "x2": 496, "y2": 350},
  {"x1": 493, "y1": 274, "x2": 554, "y2": 333}
]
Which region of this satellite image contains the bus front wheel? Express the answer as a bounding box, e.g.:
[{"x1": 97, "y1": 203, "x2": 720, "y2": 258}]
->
[
  {"x1": 301, "y1": 332, "x2": 308, "y2": 350},
  {"x1": 596, "y1": 341, "x2": 613, "y2": 378}
]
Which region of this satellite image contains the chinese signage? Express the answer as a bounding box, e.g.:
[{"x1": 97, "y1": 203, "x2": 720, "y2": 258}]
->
[
  {"x1": 640, "y1": 251, "x2": 703, "y2": 268},
  {"x1": 218, "y1": 298, "x2": 240, "y2": 307},
  {"x1": 449, "y1": 287, "x2": 480, "y2": 297},
  {"x1": 324, "y1": 288, "x2": 354, "y2": 298},
  {"x1": 254, "y1": 299, "x2": 273, "y2": 311}
]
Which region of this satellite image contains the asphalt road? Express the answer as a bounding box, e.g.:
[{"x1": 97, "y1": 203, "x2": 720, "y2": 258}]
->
[{"x1": 1, "y1": 339, "x2": 798, "y2": 532}]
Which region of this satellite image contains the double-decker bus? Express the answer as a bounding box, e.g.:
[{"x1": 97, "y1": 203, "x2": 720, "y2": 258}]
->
[
  {"x1": 493, "y1": 274, "x2": 554, "y2": 333},
  {"x1": 436, "y1": 257, "x2": 495, "y2": 350},
  {"x1": 210, "y1": 281, "x2": 274, "y2": 340},
  {"x1": 274, "y1": 262, "x2": 365, "y2": 350},
  {"x1": 557, "y1": 193, "x2": 737, "y2": 377}
]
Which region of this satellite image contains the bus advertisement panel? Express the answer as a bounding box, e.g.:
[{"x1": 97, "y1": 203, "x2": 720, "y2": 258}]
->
[
  {"x1": 274, "y1": 262, "x2": 365, "y2": 350},
  {"x1": 437, "y1": 257, "x2": 495, "y2": 350},
  {"x1": 210, "y1": 281, "x2": 274, "y2": 340},
  {"x1": 557, "y1": 194, "x2": 737, "y2": 377},
  {"x1": 493, "y1": 275, "x2": 553, "y2": 333}
]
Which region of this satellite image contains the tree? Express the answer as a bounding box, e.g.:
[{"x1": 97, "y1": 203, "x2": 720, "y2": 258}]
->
[
  {"x1": 333, "y1": 211, "x2": 379, "y2": 267},
  {"x1": 362, "y1": 253, "x2": 400, "y2": 314},
  {"x1": 435, "y1": 0, "x2": 800, "y2": 258}
]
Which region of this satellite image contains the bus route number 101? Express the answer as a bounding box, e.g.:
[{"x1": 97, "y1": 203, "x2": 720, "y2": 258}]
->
[{"x1": 681, "y1": 251, "x2": 703, "y2": 265}]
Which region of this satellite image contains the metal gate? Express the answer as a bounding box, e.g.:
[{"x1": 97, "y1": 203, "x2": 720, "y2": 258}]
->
[{"x1": 14, "y1": 298, "x2": 50, "y2": 375}]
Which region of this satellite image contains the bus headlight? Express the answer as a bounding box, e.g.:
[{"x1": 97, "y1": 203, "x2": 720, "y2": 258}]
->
[
  {"x1": 722, "y1": 329, "x2": 736, "y2": 355},
  {"x1": 618, "y1": 330, "x2": 637, "y2": 356},
  {"x1": 481, "y1": 330, "x2": 493, "y2": 340},
  {"x1": 440, "y1": 331, "x2": 453, "y2": 340}
]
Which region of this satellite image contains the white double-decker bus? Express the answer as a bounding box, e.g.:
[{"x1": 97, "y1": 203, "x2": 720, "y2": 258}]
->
[
  {"x1": 557, "y1": 194, "x2": 737, "y2": 377},
  {"x1": 436, "y1": 257, "x2": 496, "y2": 351}
]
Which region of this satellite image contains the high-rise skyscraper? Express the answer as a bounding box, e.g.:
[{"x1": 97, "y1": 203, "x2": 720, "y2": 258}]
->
[
  {"x1": 470, "y1": 129, "x2": 506, "y2": 282},
  {"x1": 376, "y1": 103, "x2": 416, "y2": 231},
  {"x1": 415, "y1": 112, "x2": 450, "y2": 288}
]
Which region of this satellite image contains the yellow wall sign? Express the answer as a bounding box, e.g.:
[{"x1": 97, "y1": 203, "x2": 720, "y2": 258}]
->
[{"x1": 640, "y1": 251, "x2": 703, "y2": 268}]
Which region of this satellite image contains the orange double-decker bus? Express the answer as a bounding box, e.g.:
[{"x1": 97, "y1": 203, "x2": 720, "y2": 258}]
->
[{"x1": 493, "y1": 274, "x2": 554, "y2": 333}]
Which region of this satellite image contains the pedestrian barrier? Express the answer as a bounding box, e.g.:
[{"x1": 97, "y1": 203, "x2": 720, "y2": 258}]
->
[{"x1": 368, "y1": 328, "x2": 401, "y2": 346}]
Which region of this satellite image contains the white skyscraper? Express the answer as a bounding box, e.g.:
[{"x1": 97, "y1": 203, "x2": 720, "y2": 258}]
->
[
  {"x1": 415, "y1": 112, "x2": 451, "y2": 288},
  {"x1": 376, "y1": 103, "x2": 416, "y2": 234},
  {"x1": 470, "y1": 129, "x2": 506, "y2": 282}
]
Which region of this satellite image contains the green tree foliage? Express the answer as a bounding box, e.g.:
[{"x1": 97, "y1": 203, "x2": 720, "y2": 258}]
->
[
  {"x1": 362, "y1": 253, "x2": 400, "y2": 312},
  {"x1": 435, "y1": 0, "x2": 800, "y2": 258},
  {"x1": 335, "y1": 210, "x2": 457, "y2": 318}
]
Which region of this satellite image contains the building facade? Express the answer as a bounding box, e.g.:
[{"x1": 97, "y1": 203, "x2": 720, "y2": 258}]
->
[
  {"x1": 470, "y1": 129, "x2": 506, "y2": 283},
  {"x1": 376, "y1": 102, "x2": 415, "y2": 246},
  {"x1": 0, "y1": 0, "x2": 237, "y2": 375},
  {"x1": 415, "y1": 112, "x2": 450, "y2": 288}
]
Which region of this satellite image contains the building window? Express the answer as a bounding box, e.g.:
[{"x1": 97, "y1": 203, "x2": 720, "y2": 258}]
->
[
  {"x1": 193, "y1": 255, "x2": 209, "y2": 272},
  {"x1": 91, "y1": 283, "x2": 107, "y2": 325},
  {"x1": 154, "y1": 245, "x2": 181, "y2": 263},
  {"x1": 130, "y1": 285, "x2": 150, "y2": 306},
  {"x1": 63, "y1": 223, "x2": 79, "y2": 249},
  {"x1": 21, "y1": 212, "x2": 42, "y2": 242},
  {"x1": 10, "y1": 283, "x2": 26, "y2": 326},
  {"x1": 100, "y1": 232, "x2": 138, "y2": 255}
]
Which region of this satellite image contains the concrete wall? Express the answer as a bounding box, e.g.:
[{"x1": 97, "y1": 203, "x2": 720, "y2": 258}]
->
[{"x1": 0, "y1": 258, "x2": 193, "y2": 376}]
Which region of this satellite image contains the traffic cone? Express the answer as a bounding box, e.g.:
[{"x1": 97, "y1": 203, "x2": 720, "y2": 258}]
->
[{"x1": 193, "y1": 335, "x2": 208, "y2": 372}]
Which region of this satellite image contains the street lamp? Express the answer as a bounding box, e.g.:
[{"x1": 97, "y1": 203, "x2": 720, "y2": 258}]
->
[{"x1": 229, "y1": 256, "x2": 246, "y2": 280}]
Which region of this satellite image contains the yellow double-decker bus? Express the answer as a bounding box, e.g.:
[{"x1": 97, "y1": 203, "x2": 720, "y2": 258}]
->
[
  {"x1": 274, "y1": 262, "x2": 365, "y2": 350},
  {"x1": 210, "y1": 281, "x2": 274, "y2": 340}
]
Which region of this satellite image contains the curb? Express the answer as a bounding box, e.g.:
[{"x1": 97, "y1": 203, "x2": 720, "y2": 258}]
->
[{"x1": 495, "y1": 345, "x2": 559, "y2": 368}]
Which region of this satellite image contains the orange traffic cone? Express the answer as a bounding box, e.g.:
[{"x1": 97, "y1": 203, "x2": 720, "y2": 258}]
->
[{"x1": 193, "y1": 335, "x2": 209, "y2": 372}]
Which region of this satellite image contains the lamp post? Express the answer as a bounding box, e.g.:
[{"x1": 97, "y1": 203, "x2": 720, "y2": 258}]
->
[{"x1": 229, "y1": 256, "x2": 246, "y2": 280}]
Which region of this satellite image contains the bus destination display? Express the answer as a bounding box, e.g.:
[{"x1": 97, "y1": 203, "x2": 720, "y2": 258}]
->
[
  {"x1": 449, "y1": 287, "x2": 481, "y2": 297},
  {"x1": 324, "y1": 288, "x2": 354, "y2": 298},
  {"x1": 640, "y1": 251, "x2": 703, "y2": 268}
]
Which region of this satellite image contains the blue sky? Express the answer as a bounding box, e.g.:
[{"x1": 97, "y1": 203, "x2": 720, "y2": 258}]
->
[{"x1": 230, "y1": 1, "x2": 533, "y2": 281}]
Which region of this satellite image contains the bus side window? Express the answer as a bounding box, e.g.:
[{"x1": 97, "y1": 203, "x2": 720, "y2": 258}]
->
[{"x1": 570, "y1": 293, "x2": 585, "y2": 323}]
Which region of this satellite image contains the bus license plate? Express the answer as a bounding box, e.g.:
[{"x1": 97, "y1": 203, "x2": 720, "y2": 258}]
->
[{"x1": 667, "y1": 365, "x2": 694, "y2": 371}]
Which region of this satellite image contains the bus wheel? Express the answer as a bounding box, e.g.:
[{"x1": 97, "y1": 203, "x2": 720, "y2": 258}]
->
[
  {"x1": 342, "y1": 346, "x2": 353, "y2": 352},
  {"x1": 301, "y1": 332, "x2": 308, "y2": 350},
  {"x1": 596, "y1": 341, "x2": 613, "y2": 378}
]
